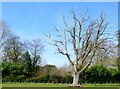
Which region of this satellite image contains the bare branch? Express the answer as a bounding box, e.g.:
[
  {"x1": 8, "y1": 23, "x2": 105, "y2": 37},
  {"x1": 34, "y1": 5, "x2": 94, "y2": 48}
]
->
[{"x1": 46, "y1": 11, "x2": 110, "y2": 86}]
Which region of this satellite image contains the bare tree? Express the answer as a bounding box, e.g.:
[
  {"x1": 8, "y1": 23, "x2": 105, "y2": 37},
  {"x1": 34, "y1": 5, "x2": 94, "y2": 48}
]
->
[
  {"x1": 24, "y1": 38, "x2": 44, "y2": 74},
  {"x1": 46, "y1": 11, "x2": 110, "y2": 87},
  {"x1": 117, "y1": 29, "x2": 120, "y2": 71},
  {"x1": 0, "y1": 20, "x2": 11, "y2": 49},
  {"x1": 31, "y1": 39, "x2": 44, "y2": 73},
  {"x1": 57, "y1": 63, "x2": 71, "y2": 77},
  {"x1": 2, "y1": 35, "x2": 23, "y2": 62},
  {"x1": 93, "y1": 41, "x2": 117, "y2": 68},
  {"x1": 118, "y1": 30, "x2": 120, "y2": 50}
]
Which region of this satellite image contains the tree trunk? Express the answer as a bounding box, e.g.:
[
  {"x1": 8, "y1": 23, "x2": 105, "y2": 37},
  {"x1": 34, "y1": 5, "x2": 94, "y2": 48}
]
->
[{"x1": 72, "y1": 72, "x2": 80, "y2": 87}]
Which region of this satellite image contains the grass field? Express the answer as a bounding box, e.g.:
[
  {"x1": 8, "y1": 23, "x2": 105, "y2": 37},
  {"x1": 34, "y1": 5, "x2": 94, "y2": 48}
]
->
[
  {"x1": 2, "y1": 83, "x2": 68, "y2": 87},
  {"x1": 2, "y1": 82, "x2": 120, "y2": 87}
]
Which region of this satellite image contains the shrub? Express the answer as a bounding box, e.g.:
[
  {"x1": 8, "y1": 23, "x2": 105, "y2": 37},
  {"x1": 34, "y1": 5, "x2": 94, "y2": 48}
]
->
[{"x1": 85, "y1": 65, "x2": 112, "y2": 83}]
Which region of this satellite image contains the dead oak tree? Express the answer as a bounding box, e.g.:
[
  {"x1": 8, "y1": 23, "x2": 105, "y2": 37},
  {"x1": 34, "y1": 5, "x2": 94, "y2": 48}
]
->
[{"x1": 46, "y1": 11, "x2": 109, "y2": 87}]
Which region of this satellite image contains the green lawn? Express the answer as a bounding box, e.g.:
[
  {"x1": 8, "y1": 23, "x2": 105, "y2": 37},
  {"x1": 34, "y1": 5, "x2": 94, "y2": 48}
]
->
[
  {"x1": 2, "y1": 82, "x2": 68, "y2": 87},
  {"x1": 2, "y1": 82, "x2": 120, "y2": 87}
]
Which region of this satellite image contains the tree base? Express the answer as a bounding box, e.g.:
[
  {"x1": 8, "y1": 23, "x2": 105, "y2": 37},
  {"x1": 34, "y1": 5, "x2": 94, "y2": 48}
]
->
[{"x1": 68, "y1": 84, "x2": 84, "y2": 87}]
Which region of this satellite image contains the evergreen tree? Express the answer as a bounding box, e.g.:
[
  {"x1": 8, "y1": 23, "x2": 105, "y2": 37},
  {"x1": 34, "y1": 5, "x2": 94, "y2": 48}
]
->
[{"x1": 23, "y1": 51, "x2": 32, "y2": 77}]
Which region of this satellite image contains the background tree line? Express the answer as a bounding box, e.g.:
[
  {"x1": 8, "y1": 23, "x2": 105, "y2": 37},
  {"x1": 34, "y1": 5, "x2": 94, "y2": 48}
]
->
[{"x1": 0, "y1": 20, "x2": 44, "y2": 81}]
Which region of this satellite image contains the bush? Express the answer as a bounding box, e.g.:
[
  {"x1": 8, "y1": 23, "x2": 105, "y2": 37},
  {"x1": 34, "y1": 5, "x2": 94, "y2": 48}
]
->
[
  {"x1": 3, "y1": 62, "x2": 119, "y2": 83},
  {"x1": 85, "y1": 65, "x2": 111, "y2": 83},
  {"x1": 24, "y1": 74, "x2": 72, "y2": 83},
  {"x1": 113, "y1": 71, "x2": 120, "y2": 82},
  {"x1": 2, "y1": 62, "x2": 26, "y2": 82},
  {"x1": 64, "y1": 76, "x2": 72, "y2": 83}
]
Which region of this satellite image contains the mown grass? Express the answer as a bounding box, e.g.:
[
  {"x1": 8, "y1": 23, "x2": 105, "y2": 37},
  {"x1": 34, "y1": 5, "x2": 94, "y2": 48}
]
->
[
  {"x1": 84, "y1": 83, "x2": 120, "y2": 87},
  {"x1": 2, "y1": 82, "x2": 69, "y2": 87},
  {"x1": 2, "y1": 82, "x2": 120, "y2": 88}
]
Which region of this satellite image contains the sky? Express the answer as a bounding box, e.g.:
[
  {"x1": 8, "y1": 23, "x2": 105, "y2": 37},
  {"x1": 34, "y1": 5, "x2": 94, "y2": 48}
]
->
[
  {"x1": 1, "y1": 2, "x2": 118, "y2": 67},
  {"x1": 1, "y1": 0, "x2": 120, "y2": 2}
]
